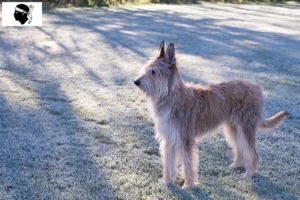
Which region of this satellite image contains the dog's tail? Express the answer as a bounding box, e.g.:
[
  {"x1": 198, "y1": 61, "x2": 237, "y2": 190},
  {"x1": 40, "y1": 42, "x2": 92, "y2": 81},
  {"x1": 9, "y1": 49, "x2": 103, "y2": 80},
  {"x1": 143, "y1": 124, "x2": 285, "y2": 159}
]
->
[{"x1": 259, "y1": 111, "x2": 289, "y2": 131}]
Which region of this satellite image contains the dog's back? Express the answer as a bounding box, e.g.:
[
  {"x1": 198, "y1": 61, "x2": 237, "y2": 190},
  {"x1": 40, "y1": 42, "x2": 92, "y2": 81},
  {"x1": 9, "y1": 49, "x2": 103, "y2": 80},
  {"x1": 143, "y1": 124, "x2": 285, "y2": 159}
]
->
[{"x1": 185, "y1": 80, "x2": 262, "y2": 135}]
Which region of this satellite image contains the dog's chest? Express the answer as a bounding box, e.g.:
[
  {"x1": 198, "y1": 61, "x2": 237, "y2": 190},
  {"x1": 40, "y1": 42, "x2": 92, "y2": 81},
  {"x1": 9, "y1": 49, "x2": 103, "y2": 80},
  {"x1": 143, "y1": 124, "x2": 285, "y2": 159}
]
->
[{"x1": 153, "y1": 109, "x2": 181, "y2": 144}]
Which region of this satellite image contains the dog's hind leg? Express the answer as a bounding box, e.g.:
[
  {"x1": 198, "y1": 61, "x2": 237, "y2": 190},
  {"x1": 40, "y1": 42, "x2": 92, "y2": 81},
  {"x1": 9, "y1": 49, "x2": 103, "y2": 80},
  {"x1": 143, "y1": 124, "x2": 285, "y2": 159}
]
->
[
  {"x1": 224, "y1": 124, "x2": 244, "y2": 168},
  {"x1": 160, "y1": 140, "x2": 177, "y2": 185},
  {"x1": 181, "y1": 142, "x2": 199, "y2": 189},
  {"x1": 238, "y1": 125, "x2": 259, "y2": 178}
]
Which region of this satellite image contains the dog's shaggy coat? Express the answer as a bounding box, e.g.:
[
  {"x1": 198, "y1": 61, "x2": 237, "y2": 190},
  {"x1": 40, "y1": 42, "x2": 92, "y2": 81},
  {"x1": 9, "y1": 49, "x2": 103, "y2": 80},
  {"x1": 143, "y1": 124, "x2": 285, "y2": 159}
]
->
[{"x1": 134, "y1": 41, "x2": 288, "y2": 189}]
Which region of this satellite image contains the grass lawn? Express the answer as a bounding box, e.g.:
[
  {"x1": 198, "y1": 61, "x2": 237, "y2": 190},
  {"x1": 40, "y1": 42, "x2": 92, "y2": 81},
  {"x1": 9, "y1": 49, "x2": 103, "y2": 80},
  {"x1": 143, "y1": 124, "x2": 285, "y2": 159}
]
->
[{"x1": 0, "y1": 3, "x2": 299, "y2": 199}]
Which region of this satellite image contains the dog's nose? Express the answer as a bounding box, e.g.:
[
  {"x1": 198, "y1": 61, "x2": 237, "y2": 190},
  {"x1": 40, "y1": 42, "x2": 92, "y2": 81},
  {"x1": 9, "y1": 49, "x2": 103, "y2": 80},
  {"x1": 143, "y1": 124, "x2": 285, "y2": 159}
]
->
[{"x1": 134, "y1": 80, "x2": 140, "y2": 86}]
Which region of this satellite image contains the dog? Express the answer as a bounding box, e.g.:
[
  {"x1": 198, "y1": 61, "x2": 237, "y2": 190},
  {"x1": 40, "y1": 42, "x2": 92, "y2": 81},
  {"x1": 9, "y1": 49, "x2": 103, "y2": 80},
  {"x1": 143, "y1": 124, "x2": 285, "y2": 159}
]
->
[{"x1": 134, "y1": 41, "x2": 288, "y2": 189}]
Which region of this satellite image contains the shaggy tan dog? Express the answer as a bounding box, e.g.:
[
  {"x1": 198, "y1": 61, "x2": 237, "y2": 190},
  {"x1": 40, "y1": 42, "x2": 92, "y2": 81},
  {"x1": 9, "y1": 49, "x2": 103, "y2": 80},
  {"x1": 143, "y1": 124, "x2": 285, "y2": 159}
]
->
[{"x1": 134, "y1": 41, "x2": 288, "y2": 189}]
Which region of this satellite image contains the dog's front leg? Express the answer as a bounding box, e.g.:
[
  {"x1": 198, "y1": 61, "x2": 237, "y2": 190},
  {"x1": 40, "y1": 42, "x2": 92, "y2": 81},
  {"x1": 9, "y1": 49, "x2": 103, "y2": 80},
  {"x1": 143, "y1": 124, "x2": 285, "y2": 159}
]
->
[
  {"x1": 160, "y1": 140, "x2": 177, "y2": 185},
  {"x1": 181, "y1": 143, "x2": 199, "y2": 189}
]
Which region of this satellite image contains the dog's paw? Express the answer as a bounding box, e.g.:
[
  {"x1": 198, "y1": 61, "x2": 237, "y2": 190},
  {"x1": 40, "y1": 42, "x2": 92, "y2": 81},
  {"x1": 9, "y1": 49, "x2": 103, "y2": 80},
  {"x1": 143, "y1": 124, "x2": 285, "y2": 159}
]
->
[
  {"x1": 181, "y1": 184, "x2": 190, "y2": 189},
  {"x1": 159, "y1": 178, "x2": 173, "y2": 186},
  {"x1": 229, "y1": 162, "x2": 243, "y2": 169},
  {"x1": 229, "y1": 163, "x2": 238, "y2": 169},
  {"x1": 241, "y1": 172, "x2": 253, "y2": 180},
  {"x1": 181, "y1": 182, "x2": 198, "y2": 189}
]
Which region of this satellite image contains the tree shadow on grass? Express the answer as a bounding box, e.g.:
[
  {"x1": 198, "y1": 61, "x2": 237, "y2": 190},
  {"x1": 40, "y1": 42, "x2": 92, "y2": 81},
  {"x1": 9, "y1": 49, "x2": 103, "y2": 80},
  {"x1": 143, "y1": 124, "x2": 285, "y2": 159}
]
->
[
  {"x1": 0, "y1": 38, "x2": 116, "y2": 199},
  {"x1": 252, "y1": 174, "x2": 297, "y2": 200},
  {"x1": 168, "y1": 184, "x2": 213, "y2": 200},
  {"x1": 40, "y1": 6, "x2": 300, "y2": 199},
  {"x1": 151, "y1": 0, "x2": 200, "y2": 3},
  {"x1": 2, "y1": 4, "x2": 299, "y2": 199},
  {"x1": 44, "y1": 6, "x2": 300, "y2": 82},
  {"x1": 257, "y1": 2, "x2": 300, "y2": 10}
]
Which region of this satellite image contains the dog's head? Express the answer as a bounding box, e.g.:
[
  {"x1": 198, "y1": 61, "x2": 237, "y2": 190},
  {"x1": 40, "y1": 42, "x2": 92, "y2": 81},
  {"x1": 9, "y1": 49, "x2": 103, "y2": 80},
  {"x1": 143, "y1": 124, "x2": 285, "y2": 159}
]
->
[{"x1": 134, "y1": 41, "x2": 180, "y2": 98}]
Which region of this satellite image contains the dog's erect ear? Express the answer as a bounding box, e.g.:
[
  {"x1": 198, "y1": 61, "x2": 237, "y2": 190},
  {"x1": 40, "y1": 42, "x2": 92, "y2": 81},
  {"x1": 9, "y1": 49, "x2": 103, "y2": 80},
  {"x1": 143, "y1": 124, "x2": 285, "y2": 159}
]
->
[
  {"x1": 158, "y1": 41, "x2": 165, "y2": 58},
  {"x1": 165, "y1": 43, "x2": 176, "y2": 67}
]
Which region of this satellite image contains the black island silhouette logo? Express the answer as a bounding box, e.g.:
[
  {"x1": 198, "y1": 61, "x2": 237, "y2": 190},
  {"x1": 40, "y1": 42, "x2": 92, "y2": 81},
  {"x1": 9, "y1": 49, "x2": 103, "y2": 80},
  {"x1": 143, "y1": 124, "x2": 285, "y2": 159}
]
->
[{"x1": 14, "y1": 4, "x2": 34, "y2": 25}]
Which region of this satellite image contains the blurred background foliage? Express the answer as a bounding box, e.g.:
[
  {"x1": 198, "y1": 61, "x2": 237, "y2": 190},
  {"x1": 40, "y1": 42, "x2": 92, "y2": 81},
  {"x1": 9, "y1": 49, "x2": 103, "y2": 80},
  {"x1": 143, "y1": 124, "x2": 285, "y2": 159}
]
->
[{"x1": 0, "y1": 0, "x2": 299, "y2": 8}]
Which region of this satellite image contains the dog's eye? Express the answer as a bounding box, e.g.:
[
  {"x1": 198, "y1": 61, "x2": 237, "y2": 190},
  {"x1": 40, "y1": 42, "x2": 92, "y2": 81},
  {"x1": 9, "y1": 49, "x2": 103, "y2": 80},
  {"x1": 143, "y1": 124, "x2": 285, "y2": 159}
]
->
[{"x1": 152, "y1": 70, "x2": 156, "y2": 75}]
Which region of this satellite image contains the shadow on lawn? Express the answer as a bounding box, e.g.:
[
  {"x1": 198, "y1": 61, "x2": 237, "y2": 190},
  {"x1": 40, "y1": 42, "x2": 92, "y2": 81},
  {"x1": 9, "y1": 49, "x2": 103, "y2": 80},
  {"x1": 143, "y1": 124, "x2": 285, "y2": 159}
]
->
[
  {"x1": 1, "y1": 4, "x2": 299, "y2": 199},
  {"x1": 252, "y1": 174, "x2": 297, "y2": 200},
  {"x1": 45, "y1": 5, "x2": 300, "y2": 79},
  {"x1": 0, "y1": 38, "x2": 116, "y2": 198},
  {"x1": 168, "y1": 184, "x2": 213, "y2": 200},
  {"x1": 42, "y1": 5, "x2": 299, "y2": 198}
]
